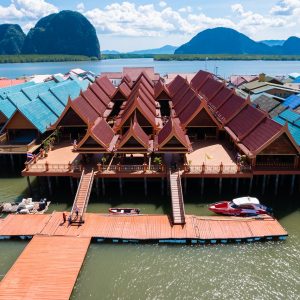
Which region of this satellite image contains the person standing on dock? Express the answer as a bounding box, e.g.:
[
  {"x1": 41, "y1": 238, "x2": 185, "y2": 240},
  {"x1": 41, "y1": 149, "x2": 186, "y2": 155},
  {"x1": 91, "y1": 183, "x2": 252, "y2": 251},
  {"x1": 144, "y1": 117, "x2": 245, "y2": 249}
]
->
[
  {"x1": 75, "y1": 207, "x2": 79, "y2": 218},
  {"x1": 62, "y1": 212, "x2": 66, "y2": 223}
]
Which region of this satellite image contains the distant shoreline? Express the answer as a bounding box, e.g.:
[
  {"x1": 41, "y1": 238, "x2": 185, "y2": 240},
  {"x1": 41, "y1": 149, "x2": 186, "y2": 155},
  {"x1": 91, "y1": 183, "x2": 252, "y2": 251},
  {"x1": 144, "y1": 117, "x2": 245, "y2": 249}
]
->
[
  {"x1": 2, "y1": 53, "x2": 300, "y2": 64},
  {"x1": 0, "y1": 54, "x2": 99, "y2": 64}
]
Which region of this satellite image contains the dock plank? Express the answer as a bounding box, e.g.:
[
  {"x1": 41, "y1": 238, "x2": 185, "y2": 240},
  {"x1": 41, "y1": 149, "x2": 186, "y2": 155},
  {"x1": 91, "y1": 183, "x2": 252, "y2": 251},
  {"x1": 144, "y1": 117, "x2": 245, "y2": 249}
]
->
[{"x1": 0, "y1": 235, "x2": 90, "y2": 300}]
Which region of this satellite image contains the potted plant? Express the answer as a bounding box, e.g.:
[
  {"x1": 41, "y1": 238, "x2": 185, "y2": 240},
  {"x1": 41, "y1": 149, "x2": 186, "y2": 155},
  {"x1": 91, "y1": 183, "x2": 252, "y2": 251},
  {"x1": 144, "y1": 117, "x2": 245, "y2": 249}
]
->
[
  {"x1": 101, "y1": 156, "x2": 107, "y2": 165},
  {"x1": 153, "y1": 156, "x2": 162, "y2": 165}
]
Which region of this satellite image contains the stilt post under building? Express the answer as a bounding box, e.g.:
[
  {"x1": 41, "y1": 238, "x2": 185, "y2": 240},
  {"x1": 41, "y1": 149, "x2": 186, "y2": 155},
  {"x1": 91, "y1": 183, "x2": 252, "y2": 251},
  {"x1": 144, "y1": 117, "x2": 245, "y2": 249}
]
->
[
  {"x1": 290, "y1": 175, "x2": 295, "y2": 195},
  {"x1": 235, "y1": 178, "x2": 239, "y2": 195},
  {"x1": 10, "y1": 154, "x2": 14, "y2": 169},
  {"x1": 101, "y1": 178, "x2": 105, "y2": 196},
  {"x1": 96, "y1": 178, "x2": 99, "y2": 198},
  {"x1": 69, "y1": 177, "x2": 74, "y2": 194},
  {"x1": 184, "y1": 176, "x2": 187, "y2": 194},
  {"x1": 161, "y1": 178, "x2": 164, "y2": 196},
  {"x1": 119, "y1": 178, "x2": 123, "y2": 196},
  {"x1": 47, "y1": 177, "x2": 53, "y2": 195},
  {"x1": 248, "y1": 177, "x2": 253, "y2": 194},
  {"x1": 219, "y1": 178, "x2": 222, "y2": 195},
  {"x1": 27, "y1": 176, "x2": 32, "y2": 196},
  {"x1": 144, "y1": 177, "x2": 147, "y2": 197},
  {"x1": 262, "y1": 175, "x2": 266, "y2": 194},
  {"x1": 274, "y1": 175, "x2": 279, "y2": 196},
  {"x1": 201, "y1": 178, "x2": 204, "y2": 196}
]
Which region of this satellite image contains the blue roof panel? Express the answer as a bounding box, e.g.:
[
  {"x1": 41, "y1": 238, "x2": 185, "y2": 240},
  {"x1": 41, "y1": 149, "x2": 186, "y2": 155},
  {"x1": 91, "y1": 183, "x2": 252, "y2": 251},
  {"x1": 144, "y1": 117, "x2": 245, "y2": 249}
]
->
[
  {"x1": 21, "y1": 81, "x2": 57, "y2": 101},
  {"x1": 7, "y1": 92, "x2": 31, "y2": 107},
  {"x1": 0, "y1": 81, "x2": 35, "y2": 99},
  {"x1": 278, "y1": 109, "x2": 300, "y2": 123},
  {"x1": 0, "y1": 99, "x2": 16, "y2": 119},
  {"x1": 50, "y1": 80, "x2": 83, "y2": 105},
  {"x1": 38, "y1": 92, "x2": 65, "y2": 117},
  {"x1": 18, "y1": 99, "x2": 58, "y2": 133},
  {"x1": 282, "y1": 94, "x2": 300, "y2": 109}
]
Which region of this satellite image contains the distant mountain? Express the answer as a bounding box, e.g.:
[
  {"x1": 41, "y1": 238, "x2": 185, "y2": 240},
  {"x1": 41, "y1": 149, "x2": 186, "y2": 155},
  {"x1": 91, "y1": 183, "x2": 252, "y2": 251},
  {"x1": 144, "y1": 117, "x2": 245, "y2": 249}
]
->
[
  {"x1": 22, "y1": 10, "x2": 100, "y2": 57},
  {"x1": 0, "y1": 24, "x2": 25, "y2": 55},
  {"x1": 128, "y1": 45, "x2": 177, "y2": 54},
  {"x1": 175, "y1": 27, "x2": 300, "y2": 55},
  {"x1": 102, "y1": 50, "x2": 120, "y2": 54},
  {"x1": 175, "y1": 28, "x2": 271, "y2": 55},
  {"x1": 281, "y1": 37, "x2": 300, "y2": 55},
  {"x1": 260, "y1": 40, "x2": 285, "y2": 47}
]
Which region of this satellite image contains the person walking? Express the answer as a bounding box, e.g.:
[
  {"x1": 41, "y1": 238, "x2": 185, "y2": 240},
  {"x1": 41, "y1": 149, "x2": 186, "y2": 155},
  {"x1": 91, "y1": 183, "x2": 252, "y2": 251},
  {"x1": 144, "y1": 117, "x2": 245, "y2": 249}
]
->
[{"x1": 62, "y1": 212, "x2": 67, "y2": 223}]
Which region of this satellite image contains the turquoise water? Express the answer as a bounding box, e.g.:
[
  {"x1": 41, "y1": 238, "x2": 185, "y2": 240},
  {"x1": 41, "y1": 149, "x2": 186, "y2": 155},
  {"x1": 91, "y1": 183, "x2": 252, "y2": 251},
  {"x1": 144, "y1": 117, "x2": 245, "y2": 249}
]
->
[{"x1": 1, "y1": 58, "x2": 300, "y2": 78}]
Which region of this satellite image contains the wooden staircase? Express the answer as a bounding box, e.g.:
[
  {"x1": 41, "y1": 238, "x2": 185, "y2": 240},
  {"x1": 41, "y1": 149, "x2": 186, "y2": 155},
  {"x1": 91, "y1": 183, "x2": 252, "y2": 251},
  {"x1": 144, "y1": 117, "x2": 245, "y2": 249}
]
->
[
  {"x1": 170, "y1": 171, "x2": 185, "y2": 225},
  {"x1": 70, "y1": 169, "x2": 94, "y2": 224}
]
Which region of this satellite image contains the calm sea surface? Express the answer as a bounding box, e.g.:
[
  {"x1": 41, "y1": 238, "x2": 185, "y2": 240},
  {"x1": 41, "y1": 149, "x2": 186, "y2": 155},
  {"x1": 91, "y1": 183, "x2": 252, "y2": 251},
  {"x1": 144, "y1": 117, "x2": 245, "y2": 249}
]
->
[
  {"x1": 1, "y1": 58, "x2": 300, "y2": 78},
  {"x1": 0, "y1": 60, "x2": 299, "y2": 299}
]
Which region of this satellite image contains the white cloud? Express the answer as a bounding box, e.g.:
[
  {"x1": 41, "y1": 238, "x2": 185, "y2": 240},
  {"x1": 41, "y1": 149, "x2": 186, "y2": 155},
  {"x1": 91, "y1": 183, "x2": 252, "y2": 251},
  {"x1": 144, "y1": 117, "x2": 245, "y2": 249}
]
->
[
  {"x1": 178, "y1": 6, "x2": 192, "y2": 13},
  {"x1": 270, "y1": 0, "x2": 300, "y2": 16},
  {"x1": 77, "y1": 2, "x2": 85, "y2": 13},
  {"x1": 0, "y1": 0, "x2": 58, "y2": 23},
  {"x1": 159, "y1": 1, "x2": 167, "y2": 8}
]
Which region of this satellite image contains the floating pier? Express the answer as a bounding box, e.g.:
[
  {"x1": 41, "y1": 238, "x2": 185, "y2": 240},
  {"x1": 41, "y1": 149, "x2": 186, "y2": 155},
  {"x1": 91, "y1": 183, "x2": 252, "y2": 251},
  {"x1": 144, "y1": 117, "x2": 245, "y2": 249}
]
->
[{"x1": 0, "y1": 212, "x2": 288, "y2": 243}]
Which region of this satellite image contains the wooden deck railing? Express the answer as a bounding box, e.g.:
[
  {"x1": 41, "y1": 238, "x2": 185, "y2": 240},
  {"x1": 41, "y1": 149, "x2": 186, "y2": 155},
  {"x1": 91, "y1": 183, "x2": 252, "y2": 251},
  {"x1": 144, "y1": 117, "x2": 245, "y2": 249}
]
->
[{"x1": 184, "y1": 163, "x2": 251, "y2": 174}]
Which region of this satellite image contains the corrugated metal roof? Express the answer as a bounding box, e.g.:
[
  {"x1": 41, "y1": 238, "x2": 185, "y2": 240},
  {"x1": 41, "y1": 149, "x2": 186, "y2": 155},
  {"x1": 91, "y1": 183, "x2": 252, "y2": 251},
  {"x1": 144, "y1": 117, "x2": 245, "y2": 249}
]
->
[
  {"x1": 274, "y1": 116, "x2": 300, "y2": 145},
  {"x1": 0, "y1": 99, "x2": 16, "y2": 118},
  {"x1": 282, "y1": 94, "x2": 300, "y2": 109},
  {"x1": 18, "y1": 98, "x2": 58, "y2": 133},
  {"x1": 21, "y1": 81, "x2": 56, "y2": 101},
  {"x1": 278, "y1": 109, "x2": 300, "y2": 123},
  {"x1": 0, "y1": 81, "x2": 35, "y2": 99},
  {"x1": 50, "y1": 80, "x2": 83, "y2": 105},
  {"x1": 38, "y1": 92, "x2": 65, "y2": 117},
  {"x1": 252, "y1": 94, "x2": 280, "y2": 113}
]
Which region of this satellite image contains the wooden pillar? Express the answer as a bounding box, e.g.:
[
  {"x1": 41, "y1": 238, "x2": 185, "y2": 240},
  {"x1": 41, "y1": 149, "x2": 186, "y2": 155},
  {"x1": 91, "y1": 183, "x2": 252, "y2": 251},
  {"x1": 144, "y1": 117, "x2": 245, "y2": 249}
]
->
[
  {"x1": 144, "y1": 177, "x2": 148, "y2": 196},
  {"x1": 184, "y1": 176, "x2": 187, "y2": 194},
  {"x1": 219, "y1": 178, "x2": 222, "y2": 195},
  {"x1": 27, "y1": 176, "x2": 32, "y2": 196},
  {"x1": 119, "y1": 178, "x2": 123, "y2": 196},
  {"x1": 274, "y1": 175, "x2": 279, "y2": 196},
  {"x1": 248, "y1": 177, "x2": 253, "y2": 194},
  {"x1": 96, "y1": 178, "x2": 99, "y2": 198},
  {"x1": 55, "y1": 176, "x2": 59, "y2": 186},
  {"x1": 235, "y1": 178, "x2": 239, "y2": 195},
  {"x1": 290, "y1": 175, "x2": 296, "y2": 195},
  {"x1": 201, "y1": 178, "x2": 204, "y2": 196},
  {"x1": 101, "y1": 177, "x2": 105, "y2": 196},
  {"x1": 47, "y1": 177, "x2": 53, "y2": 195},
  {"x1": 262, "y1": 175, "x2": 266, "y2": 194},
  {"x1": 10, "y1": 154, "x2": 14, "y2": 169},
  {"x1": 69, "y1": 177, "x2": 74, "y2": 194},
  {"x1": 161, "y1": 177, "x2": 164, "y2": 196}
]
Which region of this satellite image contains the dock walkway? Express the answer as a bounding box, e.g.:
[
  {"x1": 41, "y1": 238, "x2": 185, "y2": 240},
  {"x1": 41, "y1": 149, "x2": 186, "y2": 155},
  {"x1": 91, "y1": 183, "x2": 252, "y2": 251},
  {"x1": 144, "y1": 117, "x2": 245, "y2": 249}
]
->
[
  {"x1": 0, "y1": 235, "x2": 90, "y2": 300},
  {"x1": 0, "y1": 212, "x2": 287, "y2": 242}
]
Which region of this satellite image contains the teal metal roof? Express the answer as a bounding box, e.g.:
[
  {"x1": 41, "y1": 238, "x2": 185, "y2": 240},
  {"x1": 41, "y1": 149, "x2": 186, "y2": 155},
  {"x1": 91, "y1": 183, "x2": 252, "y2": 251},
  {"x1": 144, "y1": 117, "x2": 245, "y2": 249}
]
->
[
  {"x1": 7, "y1": 92, "x2": 31, "y2": 107},
  {"x1": 278, "y1": 109, "x2": 300, "y2": 123},
  {"x1": 18, "y1": 98, "x2": 58, "y2": 133},
  {"x1": 50, "y1": 80, "x2": 85, "y2": 105},
  {"x1": 0, "y1": 81, "x2": 35, "y2": 99},
  {"x1": 53, "y1": 74, "x2": 65, "y2": 82},
  {"x1": 273, "y1": 115, "x2": 300, "y2": 145},
  {"x1": 38, "y1": 92, "x2": 65, "y2": 117},
  {"x1": 21, "y1": 81, "x2": 56, "y2": 101},
  {"x1": 69, "y1": 75, "x2": 90, "y2": 90},
  {"x1": 0, "y1": 99, "x2": 16, "y2": 119}
]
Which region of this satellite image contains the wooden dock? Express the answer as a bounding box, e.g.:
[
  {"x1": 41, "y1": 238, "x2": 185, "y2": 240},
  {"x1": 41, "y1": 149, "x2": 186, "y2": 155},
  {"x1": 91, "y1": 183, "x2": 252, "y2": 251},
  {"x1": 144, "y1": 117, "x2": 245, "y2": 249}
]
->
[
  {"x1": 0, "y1": 212, "x2": 288, "y2": 242},
  {"x1": 0, "y1": 235, "x2": 90, "y2": 300}
]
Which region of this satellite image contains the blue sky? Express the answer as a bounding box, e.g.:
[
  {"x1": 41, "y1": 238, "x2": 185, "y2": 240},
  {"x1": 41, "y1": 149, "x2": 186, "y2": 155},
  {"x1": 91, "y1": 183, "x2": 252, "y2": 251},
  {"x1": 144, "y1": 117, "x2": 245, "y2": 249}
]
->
[{"x1": 1, "y1": 0, "x2": 300, "y2": 51}]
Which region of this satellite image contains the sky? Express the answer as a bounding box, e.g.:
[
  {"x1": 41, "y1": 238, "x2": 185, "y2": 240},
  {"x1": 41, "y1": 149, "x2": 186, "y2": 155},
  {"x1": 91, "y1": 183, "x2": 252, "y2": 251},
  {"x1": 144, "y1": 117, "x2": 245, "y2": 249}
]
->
[{"x1": 1, "y1": 0, "x2": 300, "y2": 51}]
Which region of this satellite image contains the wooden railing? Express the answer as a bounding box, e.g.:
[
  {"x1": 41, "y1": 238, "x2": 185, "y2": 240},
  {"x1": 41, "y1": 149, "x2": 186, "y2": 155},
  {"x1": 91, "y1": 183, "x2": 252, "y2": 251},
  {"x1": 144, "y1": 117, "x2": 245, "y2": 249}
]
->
[
  {"x1": 184, "y1": 163, "x2": 251, "y2": 174},
  {"x1": 255, "y1": 162, "x2": 296, "y2": 169},
  {"x1": 97, "y1": 163, "x2": 165, "y2": 174},
  {"x1": 0, "y1": 133, "x2": 7, "y2": 143}
]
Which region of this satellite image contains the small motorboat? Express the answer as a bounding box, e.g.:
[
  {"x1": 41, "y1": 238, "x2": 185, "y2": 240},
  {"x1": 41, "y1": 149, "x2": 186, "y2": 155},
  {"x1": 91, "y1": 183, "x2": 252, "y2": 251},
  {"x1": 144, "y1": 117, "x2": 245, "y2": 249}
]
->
[
  {"x1": 208, "y1": 196, "x2": 272, "y2": 217},
  {"x1": 109, "y1": 208, "x2": 140, "y2": 215}
]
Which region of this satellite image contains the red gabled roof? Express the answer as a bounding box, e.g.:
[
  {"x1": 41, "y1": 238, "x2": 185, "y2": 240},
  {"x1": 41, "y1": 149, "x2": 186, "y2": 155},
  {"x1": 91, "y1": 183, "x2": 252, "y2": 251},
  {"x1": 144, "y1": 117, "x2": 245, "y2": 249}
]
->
[
  {"x1": 82, "y1": 89, "x2": 107, "y2": 116},
  {"x1": 173, "y1": 88, "x2": 199, "y2": 116},
  {"x1": 198, "y1": 77, "x2": 224, "y2": 101},
  {"x1": 91, "y1": 117, "x2": 116, "y2": 148},
  {"x1": 123, "y1": 67, "x2": 159, "y2": 82},
  {"x1": 117, "y1": 82, "x2": 131, "y2": 98},
  {"x1": 215, "y1": 94, "x2": 246, "y2": 124},
  {"x1": 208, "y1": 86, "x2": 234, "y2": 111},
  {"x1": 226, "y1": 105, "x2": 266, "y2": 140},
  {"x1": 73, "y1": 95, "x2": 100, "y2": 123},
  {"x1": 95, "y1": 76, "x2": 116, "y2": 98},
  {"x1": 154, "y1": 79, "x2": 170, "y2": 98},
  {"x1": 117, "y1": 117, "x2": 151, "y2": 150},
  {"x1": 190, "y1": 70, "x2": 212, "y2": 92},
  {"x1": 90, "y1": 82, "x2": 111, "y2": 106},
  {"x1": 241, "y1": 118, "x2": 282, "y2": 154},
  {"x1": 171, "y1": 81, "x2": 191, "y2": 107},
  {"x1": 167, "y1": 75, "x2": 187, "y2": 97},
  {"x1": 157, "y1": 117, "x2": 191, "y2": 150}
]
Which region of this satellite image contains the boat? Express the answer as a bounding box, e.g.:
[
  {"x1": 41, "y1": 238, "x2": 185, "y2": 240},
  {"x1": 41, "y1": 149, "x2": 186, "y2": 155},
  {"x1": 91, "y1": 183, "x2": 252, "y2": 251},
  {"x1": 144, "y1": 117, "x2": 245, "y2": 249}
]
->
[
  {"x1": 0, "y1": 198, "x2": 50, "y2": 214},
  {"x1": 208, "y1": 196, "x2": 272, "y2": 217},
  {"x1": 109, "y1": 208, "x2": 140, "y2": 215}
]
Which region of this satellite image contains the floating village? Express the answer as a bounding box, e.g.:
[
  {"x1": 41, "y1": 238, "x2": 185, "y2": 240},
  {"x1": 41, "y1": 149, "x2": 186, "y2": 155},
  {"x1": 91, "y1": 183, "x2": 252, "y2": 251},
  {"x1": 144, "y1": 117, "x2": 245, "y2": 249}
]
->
[{"x1": 0, "y1": 67, "x2": 299, "y2": 299}]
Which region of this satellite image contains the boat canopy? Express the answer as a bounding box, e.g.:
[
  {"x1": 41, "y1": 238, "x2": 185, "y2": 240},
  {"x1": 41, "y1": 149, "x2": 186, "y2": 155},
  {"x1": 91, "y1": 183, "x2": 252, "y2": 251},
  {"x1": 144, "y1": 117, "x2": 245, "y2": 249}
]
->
[{"x1": 232, "y1": 196, "x2": 260, "y2": 206}]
